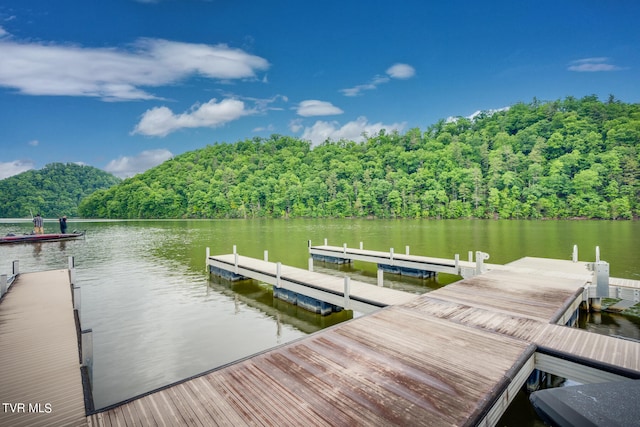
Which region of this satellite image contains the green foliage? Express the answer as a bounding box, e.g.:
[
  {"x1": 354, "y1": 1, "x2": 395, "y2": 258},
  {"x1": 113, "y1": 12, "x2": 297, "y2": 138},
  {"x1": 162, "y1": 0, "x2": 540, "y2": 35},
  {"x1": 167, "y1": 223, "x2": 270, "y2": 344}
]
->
[
  {"x1": 79, "y1": 96, "x2": 640, "y2": 220},
  {"x1": 0, "y1": 163, "x2": 121, "y2": 218}
]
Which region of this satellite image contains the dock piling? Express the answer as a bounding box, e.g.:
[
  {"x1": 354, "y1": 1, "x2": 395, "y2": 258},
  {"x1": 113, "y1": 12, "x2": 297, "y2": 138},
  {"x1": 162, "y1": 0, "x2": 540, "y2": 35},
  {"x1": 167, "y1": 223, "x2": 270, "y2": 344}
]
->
[
  {"x1": 377, "y1": 268, "x2": 384, "y2": 287},
  {"x1": 276, "y1": 262, "x2": 282, "y2": 288},
  {"x1": 343, "y1": 277, "x2": 351, "y2": 309},
  {"x1": 0, "y1": 275, "x2": 6, "y2": 297},
  {"x1": 573, "y1": 245, "x2": 578, "y2": 262},
  {"x1": 264, "y1": 250, "x2": 269, "y2": 262},
  {"x1": 12, "y1": 260, "x2": 19, "y2": 275},
  {"x1": 360, "y1": 241, "x2": 363, "y2": 250},
  {"x1": 308, "y1": 257, "x2": 314, "y2": 272}
]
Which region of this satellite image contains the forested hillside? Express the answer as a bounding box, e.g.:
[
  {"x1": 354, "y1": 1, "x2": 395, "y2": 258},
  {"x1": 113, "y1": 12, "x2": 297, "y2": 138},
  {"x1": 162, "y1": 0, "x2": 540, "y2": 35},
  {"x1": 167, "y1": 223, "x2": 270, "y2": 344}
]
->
[
  {"x1": 79, "y1": 96, "x2": 639, "y2": 220},
  {"x1": 0, "y1": 163, "x2": 121, "y2": 218}
]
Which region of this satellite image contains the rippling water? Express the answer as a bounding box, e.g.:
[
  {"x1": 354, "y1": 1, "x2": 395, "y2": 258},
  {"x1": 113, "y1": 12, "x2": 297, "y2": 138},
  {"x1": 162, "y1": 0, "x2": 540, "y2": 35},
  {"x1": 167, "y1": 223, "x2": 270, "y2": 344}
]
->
[{"x1": 1, "y1": 218, "x2": 639, "y2": 421}]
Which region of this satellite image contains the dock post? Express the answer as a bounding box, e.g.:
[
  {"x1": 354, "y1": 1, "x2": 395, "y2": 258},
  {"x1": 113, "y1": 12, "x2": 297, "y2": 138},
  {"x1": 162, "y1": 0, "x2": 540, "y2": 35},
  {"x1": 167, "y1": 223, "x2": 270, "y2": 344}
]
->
[
  {"x1": 377, "y1": 268, "x2": 384, "y2": 287},
  {"x1": 572, "y1": 245, "x2": 578, "y2": 262},
  {"x1": 454, "y1": 254, "x2": 460, "y2": 274},
  {"x1": 595, "y1": 246, "x2": 600, "y2": 262},
  {"x1": 0, "y1": 275, "x2": 6, "y2": 297},
  {"x1": 344, "y1": 277, "x2": 351, "y2": 309},
  {"x1": 68, "y1": 256, "x2": 76, "y2": 286},
  {"x1": 81, "y1": 329, "x2": 94, "y2": 386},
  {"x1": 390, "y1": 248, "x2": 394, "y2": 262},
  {"x1": 264, "y1": 250, "x2": 269, "y2": 262},
  {"x1": 12, "y1": 260, "x2": 19, "y2": 275},
  {"x1": 324, "y1": 238, "x2": 328, "y2": 246},
  {"x1": 234, "y1": 253, "x2": 239, "y2": 274},
  {"x1": 360, "y1": 242, "x2": 363, "y2": 250},
  {"x1": 276, "y1": 262, "x2": 281, "y2": 288},
  {"x1": 73, "y1": 286, "x2": 81, "y2": 316},
  {"x1": 468, "y1": 251, "x2": 473, "y2": 262},
  {"x1": 406, "y1": 245, "x2": 410, "y2": 255},
  {"x1": 475, "y1": 251, "x2": 489, "y2": 275},
  {"x1": 205, "y1": 247, "x2": 210, "y2": 271}
]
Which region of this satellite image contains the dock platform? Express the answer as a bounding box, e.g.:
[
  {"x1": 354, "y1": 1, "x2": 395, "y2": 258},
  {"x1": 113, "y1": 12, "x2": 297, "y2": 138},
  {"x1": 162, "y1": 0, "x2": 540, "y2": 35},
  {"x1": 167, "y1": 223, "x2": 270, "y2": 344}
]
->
[
  {"x1": 207, "y1": 253, "x2": 417, "y2": 313},
  {"x1": 0, "y1": 269, "x2": 87, "y2": 427},
  {"x1": 90, "y1": 255, "x2": 640, "y2": 426}
]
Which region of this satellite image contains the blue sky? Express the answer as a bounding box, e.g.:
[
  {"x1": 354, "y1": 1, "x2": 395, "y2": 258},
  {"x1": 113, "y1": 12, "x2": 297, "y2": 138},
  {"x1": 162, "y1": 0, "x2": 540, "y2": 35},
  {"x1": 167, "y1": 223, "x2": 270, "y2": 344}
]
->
[{"x1": 0, "y1": 0, "x2": 638, "y2": 179}]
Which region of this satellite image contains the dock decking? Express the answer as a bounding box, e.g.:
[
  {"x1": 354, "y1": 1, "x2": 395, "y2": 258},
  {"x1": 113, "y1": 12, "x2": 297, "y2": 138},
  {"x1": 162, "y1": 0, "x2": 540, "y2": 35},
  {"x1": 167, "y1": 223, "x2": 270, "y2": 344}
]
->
[
  {"x1": 207, "y1": 254, "x2": 417, "y2": 313},
  {"x1": 0, "y1": 269, "x2": 87, "y2": 427},
  {"x1": 90, "y1": 256, "x2": 640, "y2": 426}
]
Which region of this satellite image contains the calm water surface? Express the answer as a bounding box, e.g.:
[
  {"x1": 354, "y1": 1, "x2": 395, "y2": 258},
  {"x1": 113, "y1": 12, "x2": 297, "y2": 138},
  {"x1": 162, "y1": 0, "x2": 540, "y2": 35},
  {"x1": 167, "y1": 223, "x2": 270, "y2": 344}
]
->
[{"x1": 1, "y1": 218, "x2": 639, "y2": 423}]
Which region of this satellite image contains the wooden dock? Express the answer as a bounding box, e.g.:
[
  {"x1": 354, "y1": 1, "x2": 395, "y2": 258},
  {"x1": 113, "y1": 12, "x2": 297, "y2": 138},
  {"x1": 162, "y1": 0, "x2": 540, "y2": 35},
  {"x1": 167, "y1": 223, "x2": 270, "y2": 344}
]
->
[
  {"x1": 207, "y1": 253, "x2": 417, "y2": 313},
  {"x1": 0, "y1": 269, "x2": 87, "y2": 427},
  {"x1": 87, "y1": 254, "x2": 640, "y2": 426}
]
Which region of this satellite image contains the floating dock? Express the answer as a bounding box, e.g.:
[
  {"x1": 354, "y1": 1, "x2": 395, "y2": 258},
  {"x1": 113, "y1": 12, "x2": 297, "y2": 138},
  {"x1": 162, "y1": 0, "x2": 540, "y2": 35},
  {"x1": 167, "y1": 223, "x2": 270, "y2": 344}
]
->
[
  {"x1": 206, "y1": 252, "x2": 417, "y2": 314},
  {"x1": 0, "y1": 268, "x2": 89, "y2": 427},
  {"x1": 4, "y1": 249, "x2": 640, "y2": 426},
  {"x1": 90, "y1": 262, "x2": 640, "y2": 426}
]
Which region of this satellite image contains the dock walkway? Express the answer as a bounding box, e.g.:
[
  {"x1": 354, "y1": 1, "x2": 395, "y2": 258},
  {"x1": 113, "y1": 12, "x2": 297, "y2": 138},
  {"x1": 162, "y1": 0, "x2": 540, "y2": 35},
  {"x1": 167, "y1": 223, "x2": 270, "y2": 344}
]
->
[
  {"x1": 207, "y1": 253, "x2": 417, "y2": 313},
  {"x1": 0, "y1": 269, "x2": 87, "y2": 427}
]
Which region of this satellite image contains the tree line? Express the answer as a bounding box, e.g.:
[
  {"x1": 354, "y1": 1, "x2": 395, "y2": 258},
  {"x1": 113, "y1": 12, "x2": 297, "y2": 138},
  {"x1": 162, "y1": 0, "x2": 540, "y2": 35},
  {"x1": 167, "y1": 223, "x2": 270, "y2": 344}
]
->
[
  {"x1": 0, "y1": 163, "x2": 121, "y2": 218},
  {"x1": 76, "y1": 95, "x2": 639, "y2": 220}
]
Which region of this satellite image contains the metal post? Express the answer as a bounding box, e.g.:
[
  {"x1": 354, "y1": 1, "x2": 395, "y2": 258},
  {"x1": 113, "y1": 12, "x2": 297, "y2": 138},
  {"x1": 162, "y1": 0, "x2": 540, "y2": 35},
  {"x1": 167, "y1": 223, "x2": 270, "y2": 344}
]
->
[
  {"x1": 0, "y1": 275, "x2": 6, "y2": 297},
  {"x1": 572, "y1": 245, "x2": 578, "y2": 263},
  {"x1": 234, "y1": 253, "x2": 239, "y2": 274},
  {"x1": 205, "y1": 247, "x2": 210, "y2": 271},
  {"x1": 81, "y1": 329, "x2": 94, "y2": 387},
  {"x1": 276, "y1": 262, "x2": 281, "y2": 288},
  {"x1": 390, "y1": 248, "x2": 394, "y2": 262},
  {"x1": 343, "y1": 243, "x2": 347, "y2": 254},
  {"x1": 594, "y1": 261, "x2": 609, "y2": 298},
  {"x1": 12, "y1": 260, "x2": 19, "y2": 275},
  {"x1": 476, "y1": 251, "x2": 489, "y2": 275},
  {"x1": 324, "y1": 238, "x2": 328, "y2": 246},
  {"x1": 233, "y1": 245, "x2": 237, "y2": 254},
  {"x1": 307, "y1": 240, "x2": 311, "y2": 249},
  {"x1": 68, "y1": 256, "x2": 76, "y2": 286},
  {"x1": 454, "y1": 254, "x2": 460, "y2": 273},
  {"x1": 377, "y1": 269, "x2": 384, "y2": 287},
  {"x1": 264, "y1": 250, "x2": 268, "y2": 262},
  {"x1": 308, "y1": 257, "x2": 314, "y2": 272},
  {"x1": 405, "y1": 245, "x2": 410, "y2": 255},
  {"x1": 359, "y1": 241, "x2": 363, "y2": 250},
  {"x1": 344, "y1": 277, "x2": 351, "y2": 309},
  {"x1": 595, "y1": 246, "x2": 600, "y2": 262},
  {"x1": 468, "y1": 251, "x2": 473, "y2": 262},
  {"x1": 73, "y1": 285, "x2": 81, "y2": 313}
]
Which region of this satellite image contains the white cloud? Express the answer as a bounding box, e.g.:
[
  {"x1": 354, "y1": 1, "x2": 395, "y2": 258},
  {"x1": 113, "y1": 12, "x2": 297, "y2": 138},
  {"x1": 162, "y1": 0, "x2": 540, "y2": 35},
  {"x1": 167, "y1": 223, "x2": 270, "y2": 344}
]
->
[
  {"x1": 132, "y1": 98, "x2": 252, "y2": 137},
  {"x1": 568, "y1": 57, "x2": 621, "y2": 72},
  {"x1": 0, "y1": 27, "x2": 7, "y2": 38},
  {"x1": 296, "y1": 100, "x2": 344, "y2": 117},
  {"x1": 0, "y1": 38, "x2": 269, "y2": 101},
  {"x1": 0, "y1": 160, "x2": 34, "y2": 179},
  {"x1": 340, "y1": 63, "x2": 415, "y2": 96},
  {"x1": 289, "y1": 118, "x2": 304, "y2": 133},
  {"x1": 386, "y1": 63, "x2": 415, "y2": 79},
  {"x1": 28, "y1": 139, "x2": 39, "y2": 146},
  {"x1": 104, "y1": 149, "x2": 173, "y2": 178},
  {"x1": 299, "y1": 116, "x2": 405, "y2": 146}
]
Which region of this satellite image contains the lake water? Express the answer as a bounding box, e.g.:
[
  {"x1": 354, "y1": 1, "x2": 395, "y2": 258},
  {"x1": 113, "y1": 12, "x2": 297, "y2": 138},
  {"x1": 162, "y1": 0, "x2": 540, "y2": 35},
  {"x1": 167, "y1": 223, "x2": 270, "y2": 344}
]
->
[{"x1": 1, "y1": 218, "x2": 639, "y2": 424}]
